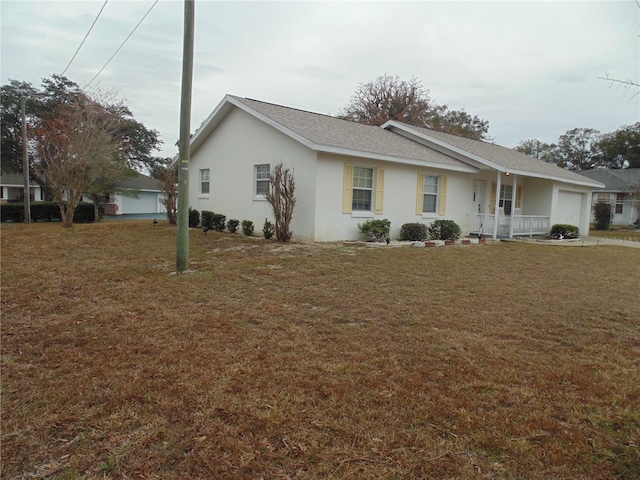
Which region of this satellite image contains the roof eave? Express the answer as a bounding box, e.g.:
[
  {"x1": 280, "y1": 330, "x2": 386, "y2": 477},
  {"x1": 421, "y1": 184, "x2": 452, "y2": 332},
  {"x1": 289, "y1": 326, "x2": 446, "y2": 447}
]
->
[
  {"x1": 381, "y1": 121, "x2": 506, "y2": 172},
  {"x1": 317, "y1": 145, "x2": 478, "y2": 173}
]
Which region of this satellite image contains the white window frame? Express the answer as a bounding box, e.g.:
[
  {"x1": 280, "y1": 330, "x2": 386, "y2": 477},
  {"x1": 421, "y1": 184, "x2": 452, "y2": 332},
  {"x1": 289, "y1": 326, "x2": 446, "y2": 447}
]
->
[
  {"x1": 255, "y1": 164, "x2": 270, "y2": 197},
  {"x1": 352, "y1": 166, "x2": 374, "y2": 212},
  {"x1": 499, "y1": 184, "x2": 513, "y2": 215},
  {"x1": 199, "y1": 169, "x2": 210, "y2": 195},
  {"x1": 422, "y1": 175, "x2": 439, "y2": 215}
]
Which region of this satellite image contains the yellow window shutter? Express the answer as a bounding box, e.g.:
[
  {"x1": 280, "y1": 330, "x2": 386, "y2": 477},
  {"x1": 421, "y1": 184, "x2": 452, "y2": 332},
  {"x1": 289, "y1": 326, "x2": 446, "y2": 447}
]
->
[
  {"x1": 516, "y1": 186, "x2": 522, "y2": 209},
  {"x1": 489, "y1": 182, "x2": 496, "y2": 212},
  {"x1": 342, "y1": 164, "x2": 354, "y2": 214},
  {"x1": 375, "y1": 168, "x2": 384, "y2": 214},
  {"x1": 438, "y1": 175, "x2": 447, "y2": 216},
  {"x1": 416, "y1": 173, "x2": 425, "y2": 215}
]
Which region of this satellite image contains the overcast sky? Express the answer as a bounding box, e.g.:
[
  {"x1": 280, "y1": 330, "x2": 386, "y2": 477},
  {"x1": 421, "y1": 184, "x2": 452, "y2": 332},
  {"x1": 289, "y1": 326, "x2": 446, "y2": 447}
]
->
[{"x1": 2, "y1": 0, "x2": 639, "y2": 158}]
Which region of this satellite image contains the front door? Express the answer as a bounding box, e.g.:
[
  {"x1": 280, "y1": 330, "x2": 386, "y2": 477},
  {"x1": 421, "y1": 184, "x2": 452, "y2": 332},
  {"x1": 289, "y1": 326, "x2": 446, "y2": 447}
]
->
[{"x1": 473, "y1": 180, "x2": 485, "y2": 214}]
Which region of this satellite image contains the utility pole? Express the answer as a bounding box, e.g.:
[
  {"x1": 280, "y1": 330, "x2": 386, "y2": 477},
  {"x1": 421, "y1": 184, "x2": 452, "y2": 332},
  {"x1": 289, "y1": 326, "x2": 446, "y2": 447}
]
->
[
  {"x1": 176, "y1": 0, "x2": 195, "y2": 272},
  {"x1": 21, "y1": 98, "x2": 31, "y2": 224}
]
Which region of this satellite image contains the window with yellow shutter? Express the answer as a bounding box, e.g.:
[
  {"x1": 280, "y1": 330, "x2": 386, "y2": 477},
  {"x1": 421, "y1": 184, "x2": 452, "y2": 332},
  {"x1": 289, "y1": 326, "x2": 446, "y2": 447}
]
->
[{"x1": 416, "y1": 174, "x2": 446, "y2": 216}]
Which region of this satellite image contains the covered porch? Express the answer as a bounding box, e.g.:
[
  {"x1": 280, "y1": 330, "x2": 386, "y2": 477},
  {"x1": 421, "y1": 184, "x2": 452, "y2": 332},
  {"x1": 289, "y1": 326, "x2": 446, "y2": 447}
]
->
[{"x1": 469, "y1": 212, "x2": 550, "y2": 238}]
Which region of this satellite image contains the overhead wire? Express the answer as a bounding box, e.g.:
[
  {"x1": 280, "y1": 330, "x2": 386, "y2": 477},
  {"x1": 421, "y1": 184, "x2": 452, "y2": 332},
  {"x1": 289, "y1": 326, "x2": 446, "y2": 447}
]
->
[
  {"x1": 84, "y1": 0, "x2": 160, "y2": 88},
  {"x1": 60, "y1": 0, "x2": 109, "y2": 76}
]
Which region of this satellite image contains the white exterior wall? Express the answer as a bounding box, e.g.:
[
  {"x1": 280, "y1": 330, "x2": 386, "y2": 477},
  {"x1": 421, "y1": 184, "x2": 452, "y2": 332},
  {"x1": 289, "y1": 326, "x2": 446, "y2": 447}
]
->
[
  {"x1": 522, "y1": 178, "x2": 553, "y2": 215},
  {"x1": 189, "y1": 108, "x2": 318, "y2": 241},
  {"x1": 315, "y1": 153, "x2": 474, "y2": 241}
]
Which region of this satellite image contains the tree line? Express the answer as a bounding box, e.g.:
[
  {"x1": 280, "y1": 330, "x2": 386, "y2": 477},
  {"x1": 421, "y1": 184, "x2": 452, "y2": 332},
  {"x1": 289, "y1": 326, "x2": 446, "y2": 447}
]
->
[
  {"x1": 1, "y1": 75, "x2": 176, "y2": 226},
  {"x1": 515, "y1": 124, "x2": 640, "y2": 170}
]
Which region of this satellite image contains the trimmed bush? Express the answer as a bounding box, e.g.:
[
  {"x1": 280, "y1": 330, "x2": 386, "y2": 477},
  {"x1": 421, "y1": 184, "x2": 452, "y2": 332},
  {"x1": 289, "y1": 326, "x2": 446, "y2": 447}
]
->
[
  {"x1": 227, "y1": 219, "x2": 239, "y2": 234},
  {"x1": 263, "y1": 218, "x2": 274, "y2": 239},
  {"x1": 358, "y1": 219, "x2": 391, "y2": 242},
  {"x1": 1, "y1": 202, "x2": 97, "y2": 223},
  {"x1": 242, "y1": 220, "x2": 254, "y2": 236},
  {"x1": 189, "y1": 208, "x2": 200, "y2": 228},
  {"x1": 211, "y1": 213, "x2": 226, "y2": 232},
  {"x1": 201, "y1": 211, "x2": 226, "y2": 231},
  {"x1": 428, "y1": 219, "x2": 461, "y2": 240},
  {"x1": 593, "y1": 202, "x2": 611, "y2": 230},
  {"x1": 399, "y1": 223, "x2": 428, "y2": 241},
  {"x1": 201, "y1": 210, "x2": 215, "y2": 229},
  {"x1": 550, "y1": 224, "x2": 579, "y2": 239}
]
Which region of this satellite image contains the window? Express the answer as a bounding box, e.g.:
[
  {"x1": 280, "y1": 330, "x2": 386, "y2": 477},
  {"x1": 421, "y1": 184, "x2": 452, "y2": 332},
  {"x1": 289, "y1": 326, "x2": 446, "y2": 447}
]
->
[
  {"x1": 352, "y1": 166, "x2": 374, "y2": 211},
  {"x1": 615, "y1": 193, "x2": 624, "y2": 214},
  {"x1": 597, "y1": 192, "x2": 609, "y2": 203},
  {"x1": 499, "y1": 185, "x2": 513, "y2": 215},
  {"x1": 416, "y1": 173, "x2": 446, "y2": 216},
  {"x1": 200, "y1": 169, "x2": 210, "y2": 195},
  {"x1": 422, "y1": 175, "x2": 439, "y2": 213},
  {"x1": 255, "y1": 164, "x2": 270, "y2": 196}
]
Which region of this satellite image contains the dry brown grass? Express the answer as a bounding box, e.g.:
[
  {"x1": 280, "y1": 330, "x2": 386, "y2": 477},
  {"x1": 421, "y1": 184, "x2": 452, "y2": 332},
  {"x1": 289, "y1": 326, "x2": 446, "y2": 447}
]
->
[{"x1": 2, "y1": 220, "x2": 639, "y2": 479}]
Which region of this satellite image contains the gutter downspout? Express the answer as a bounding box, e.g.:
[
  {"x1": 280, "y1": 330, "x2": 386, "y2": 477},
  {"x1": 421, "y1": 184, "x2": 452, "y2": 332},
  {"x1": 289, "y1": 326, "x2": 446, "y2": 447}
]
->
[{"x1": 492, "y1": 172, "x2": 501, "y2": 239}]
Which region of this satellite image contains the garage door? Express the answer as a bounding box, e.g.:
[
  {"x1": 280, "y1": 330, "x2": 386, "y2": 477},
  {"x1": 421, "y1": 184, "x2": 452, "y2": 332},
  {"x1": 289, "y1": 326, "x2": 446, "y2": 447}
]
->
[
  {"x1": 556, "y1": 191, "x2": 583, "y2": 225},
  {"x1": 121, "y1": 192, "x2": 158, "y2": 214}
]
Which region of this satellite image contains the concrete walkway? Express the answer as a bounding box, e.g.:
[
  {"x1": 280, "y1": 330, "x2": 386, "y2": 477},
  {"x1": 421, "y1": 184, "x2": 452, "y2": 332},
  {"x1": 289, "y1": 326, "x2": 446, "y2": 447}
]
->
[{"x1": 503, "y1": 236, "x2": 640, "y2": 248}]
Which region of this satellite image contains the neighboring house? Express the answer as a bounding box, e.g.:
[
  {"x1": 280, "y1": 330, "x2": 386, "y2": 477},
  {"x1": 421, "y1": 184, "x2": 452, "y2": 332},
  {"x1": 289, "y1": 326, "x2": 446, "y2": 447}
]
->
[
  {"x1": 0, "y1": 173, "x2": 44, "y2": 203},
  {"x1": 188, "y1": 95, "x2": 604, "y2": 242},
  {"x1": 98, "y1": 173, "x2": 166, "y2": 216},
  {"x1": 577, "y1": 168, "x2": 640, "y2": 226},
  {"x1": 1, "y1": 172, "x2": 164, "y2": 216}
]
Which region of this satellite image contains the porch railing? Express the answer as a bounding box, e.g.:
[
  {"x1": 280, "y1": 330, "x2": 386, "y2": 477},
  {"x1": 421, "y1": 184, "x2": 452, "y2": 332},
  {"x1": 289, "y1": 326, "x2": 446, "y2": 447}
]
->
[{"x1": 469, "y1": 214, "x2": 550, "y2": 237}]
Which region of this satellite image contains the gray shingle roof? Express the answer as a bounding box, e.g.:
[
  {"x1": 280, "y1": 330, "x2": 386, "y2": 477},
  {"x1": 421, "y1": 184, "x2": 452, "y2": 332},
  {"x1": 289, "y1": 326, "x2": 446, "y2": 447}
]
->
[
  {"x1": 230, "y1": 96, "x2": 476, "y2": 171},
  {"x1": 577, "y1": 168, "x2": 640, "y2": 191},
  {"x1": 192, "y1": 95, "x2": 605, "y2": 187},
  {"x1": 390, "y1": 123, "x2": 603, "y2": 186},
  {"x1": 1, "y1": 173, "x2": 40, "y2": 186},
  {"x1": 116, "y1": 173, "x2": 161, "y2": 191}
]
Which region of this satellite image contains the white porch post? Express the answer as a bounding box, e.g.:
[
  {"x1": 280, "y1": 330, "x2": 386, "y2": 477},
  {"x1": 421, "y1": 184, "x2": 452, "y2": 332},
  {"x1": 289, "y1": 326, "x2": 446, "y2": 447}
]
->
[
  {"x1": 492, "y1": 172, "x2": 501, "y2": 239},
  {"x1": 509, "y1": 174, "x2": 517, "y2": 238}
]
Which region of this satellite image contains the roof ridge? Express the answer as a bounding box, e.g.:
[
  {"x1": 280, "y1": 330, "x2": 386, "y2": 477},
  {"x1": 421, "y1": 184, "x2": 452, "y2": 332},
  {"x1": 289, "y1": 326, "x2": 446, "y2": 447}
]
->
[{"x1": 241, "y1": 96, "x2": 362, "y2": 126}]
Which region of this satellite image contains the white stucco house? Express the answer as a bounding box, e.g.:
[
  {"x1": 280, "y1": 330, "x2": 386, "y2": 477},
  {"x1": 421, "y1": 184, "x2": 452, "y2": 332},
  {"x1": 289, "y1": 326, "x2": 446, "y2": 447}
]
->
[
  {"x1": 577, "y1": 168, "x2": 640, "y2": 226},
  {"x1": 0, "y1": 173, "x2": 44, "y2": 203},
  {"x1": 188, "y1": 95, "x2": 604, "y2": 242}
]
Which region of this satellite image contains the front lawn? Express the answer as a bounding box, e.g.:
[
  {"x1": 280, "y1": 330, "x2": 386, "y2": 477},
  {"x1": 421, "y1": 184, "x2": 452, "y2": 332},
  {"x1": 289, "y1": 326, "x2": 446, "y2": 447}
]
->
[{"x1": 1, "y1": 221, "x2": 639, "y2": 479}]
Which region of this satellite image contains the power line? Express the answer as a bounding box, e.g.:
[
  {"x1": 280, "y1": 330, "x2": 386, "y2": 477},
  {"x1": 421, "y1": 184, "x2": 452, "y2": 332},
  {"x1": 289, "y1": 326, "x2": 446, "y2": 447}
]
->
[
  {"x1": 60, "y1": 0, "x2": 108, "y2": 77},
  {"x1": 85, "y1": 0, "x2": 159, "y2": 88}
]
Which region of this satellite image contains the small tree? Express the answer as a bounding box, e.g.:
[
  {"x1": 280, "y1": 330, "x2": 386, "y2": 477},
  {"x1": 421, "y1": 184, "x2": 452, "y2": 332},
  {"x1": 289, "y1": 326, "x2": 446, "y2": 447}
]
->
[
  {"x1": 33, "y1": 96, "x2": 122, "y2": 227},
  {"x1": 265, "y1": 163, "x2": 296, "y2": 243},
  {"x1": 593, "y1": 202, "x2": 612, "y2": 230}
]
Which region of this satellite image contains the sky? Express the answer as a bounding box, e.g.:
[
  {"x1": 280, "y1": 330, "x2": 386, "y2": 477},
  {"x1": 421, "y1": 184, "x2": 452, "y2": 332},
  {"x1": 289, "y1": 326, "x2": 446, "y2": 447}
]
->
[{"x1": 1, "y1": 0, "x2": 639, "y2": 159}]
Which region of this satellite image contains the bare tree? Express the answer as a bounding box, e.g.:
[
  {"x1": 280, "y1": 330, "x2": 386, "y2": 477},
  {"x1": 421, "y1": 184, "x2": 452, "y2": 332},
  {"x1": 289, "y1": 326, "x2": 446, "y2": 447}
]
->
[
  {"x1": 265, "y1": 163, "x2": 296, "y2": 243},
  {"x1": 159, "y1": 162, "x2": 178, "y2": 225},
  {"x1": 338, "y1": 74, "x2": 491, "y2": 140},
  {"x1": 33, "y1": 96, "x2": 122, "y2": 227}
]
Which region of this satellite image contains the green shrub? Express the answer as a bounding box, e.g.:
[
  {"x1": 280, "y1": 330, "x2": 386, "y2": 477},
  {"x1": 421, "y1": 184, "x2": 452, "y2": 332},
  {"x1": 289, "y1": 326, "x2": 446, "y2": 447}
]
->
[
  {"x1": 201, "y1": 211, "x2": 225, "y2": 231},
  {"x1": 227, "y1": 218, "x2": 239, "y2": 234},
  {"x1": 189, "y1": 208, "x2": 200, "y2": 228},
  {"x1": 358, "y1": 219, "x2": 391, "y2": 242},
  {"x1": 428, "y1": 219, "x2": 461, "y2": 240},
  {"x1": 201, "y1": 210, "x2": 214, "y2": 229},
  {"x1": 550, "y1": 224, "x2": 579, "y2": 239},
  {"x1": 263, "y1": 218, "x2": 274, "y2": 239},
  {"x1": 1, "y1": 203, "x2": 25, "y2": 223},
  {"x1": 211, "y1": 213, "x2": 226, "y2": 232},
  {"x1": 593, "y1": 202, "x2": 611, "y2": 230},
  {"x1": 1, "y1": 202, "x2": 97, "y2": 223},
  {"x1": 242, "y1": 220, "x2": 254, "y2": 236},
  {"x1": 399, "y1": 223, "x2": 428, "y2": 241}
]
